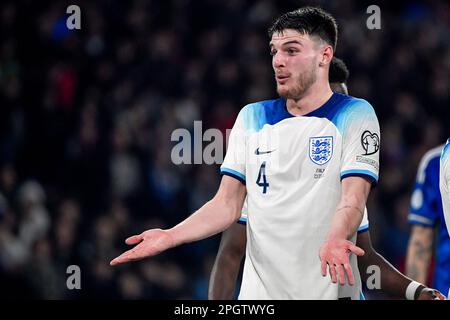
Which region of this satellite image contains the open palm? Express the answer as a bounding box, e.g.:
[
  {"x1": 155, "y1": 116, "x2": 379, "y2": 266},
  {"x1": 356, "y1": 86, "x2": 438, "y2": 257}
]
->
[
  {"x1": 110, "y1": 229, "x2": 174, "y2": 266},
  {"x1": 319, "y1": 238, "x2": 365, "y2": 285}
]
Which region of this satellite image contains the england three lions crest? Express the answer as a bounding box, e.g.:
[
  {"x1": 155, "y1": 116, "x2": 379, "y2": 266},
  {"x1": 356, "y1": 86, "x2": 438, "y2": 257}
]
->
[{"x1": 309, "y1": 136, "x2": 333, "y2": 165}]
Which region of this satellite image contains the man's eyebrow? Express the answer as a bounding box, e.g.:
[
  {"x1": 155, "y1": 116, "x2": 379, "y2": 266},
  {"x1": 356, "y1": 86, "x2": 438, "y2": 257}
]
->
[
  {"x1": 269, "y1": 40, "x2": 303, "y2": 48},
  {"x1": 281, "y1": 40, "x2": 303, "y2": 46}
]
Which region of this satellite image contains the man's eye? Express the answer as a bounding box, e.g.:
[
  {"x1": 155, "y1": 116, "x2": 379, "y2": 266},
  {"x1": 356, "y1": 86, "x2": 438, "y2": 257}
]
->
[
  {"x1": 270, "y1": 50, "x2": 277, "y2": 56},
  {"x1": 287, "y1": 48, "x2": 298, "y2": 55}
]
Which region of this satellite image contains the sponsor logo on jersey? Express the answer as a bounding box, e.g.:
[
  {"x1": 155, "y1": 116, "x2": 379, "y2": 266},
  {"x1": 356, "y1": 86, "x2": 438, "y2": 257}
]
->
[{"x1": 255, "y1": 147, "x2": 276, "y2": 155}]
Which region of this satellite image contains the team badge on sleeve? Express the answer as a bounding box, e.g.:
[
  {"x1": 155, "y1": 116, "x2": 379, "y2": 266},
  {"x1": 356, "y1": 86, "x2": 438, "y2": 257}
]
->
[{"x1": 309, "y1": 136, "x2": 333, "y2": 165}]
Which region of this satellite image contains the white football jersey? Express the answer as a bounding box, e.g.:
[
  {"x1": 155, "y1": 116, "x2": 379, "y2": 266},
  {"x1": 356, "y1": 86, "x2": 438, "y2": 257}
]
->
[
  {"x1": 439, "y1": 139, "x2": 450, "y2": 237},
  {"x1": 221, "y1": 93, "x2": 380, "y2": 299},
  {"x1": 337, "y1": 207, "x2": 369, "y2": 300},
  {"x1": 239, "y1": 201, "x2": 370, "y2": 300}
]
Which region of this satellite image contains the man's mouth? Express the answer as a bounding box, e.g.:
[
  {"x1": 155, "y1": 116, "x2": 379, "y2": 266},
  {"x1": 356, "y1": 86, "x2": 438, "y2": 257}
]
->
[{"x1": 276, "y1": 75, "x2": 290, "y2": 84}]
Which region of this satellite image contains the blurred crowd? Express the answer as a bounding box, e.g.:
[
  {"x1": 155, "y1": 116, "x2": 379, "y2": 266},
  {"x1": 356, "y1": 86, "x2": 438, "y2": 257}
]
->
[{"x1": 0, "y1": 0, "x2": 449, "y2": 299}]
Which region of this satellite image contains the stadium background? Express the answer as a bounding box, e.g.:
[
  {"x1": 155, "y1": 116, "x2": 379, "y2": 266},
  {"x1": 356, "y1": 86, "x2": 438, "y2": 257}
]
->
[{"x1": 0, "y1": 0, "x2": 449, "y2": 299}]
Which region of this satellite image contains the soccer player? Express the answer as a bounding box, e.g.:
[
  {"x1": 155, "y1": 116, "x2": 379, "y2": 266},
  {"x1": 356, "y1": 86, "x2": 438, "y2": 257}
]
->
[
  {"x1": 440, "y1": 139, "x2": 450, "y2": 237},
  {"x1": 208, "y1": 57, "x2": 445, "y2": 300},
  {"x1": 406, "y1": 143, "x2": 450, "y2": 296},
  {"x1": 110, "y1": 7, "x2": 379, "y2": 299}
]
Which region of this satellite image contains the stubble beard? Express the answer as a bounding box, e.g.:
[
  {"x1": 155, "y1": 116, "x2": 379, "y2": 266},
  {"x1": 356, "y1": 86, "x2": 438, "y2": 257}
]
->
[{"x1": 277, "y1": 65, "x2": 317, "y2": 100}]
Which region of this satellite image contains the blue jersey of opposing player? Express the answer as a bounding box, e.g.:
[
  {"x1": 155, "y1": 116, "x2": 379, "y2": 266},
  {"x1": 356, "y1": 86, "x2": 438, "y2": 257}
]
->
[{"x1": 409, "y1": 145, "x2": 450, "y2": 294}]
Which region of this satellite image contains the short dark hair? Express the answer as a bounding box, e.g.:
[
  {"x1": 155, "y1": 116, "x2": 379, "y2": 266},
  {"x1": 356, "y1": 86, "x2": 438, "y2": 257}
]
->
[
  {"x1": 329, "y1": 57, "x2": 349, "y2": 83},
  {"x1": 268, "y1": 7, "x2": 338, "y2": 50}
]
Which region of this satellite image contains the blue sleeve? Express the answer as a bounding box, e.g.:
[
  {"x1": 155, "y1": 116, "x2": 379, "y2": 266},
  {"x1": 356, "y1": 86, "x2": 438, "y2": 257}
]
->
[
  {"x1": 337, "y1": 99, "x2": 380, "y2": 186},
  {"x1": 409, "y1": 158, "x2": 440, "y2": 227}
]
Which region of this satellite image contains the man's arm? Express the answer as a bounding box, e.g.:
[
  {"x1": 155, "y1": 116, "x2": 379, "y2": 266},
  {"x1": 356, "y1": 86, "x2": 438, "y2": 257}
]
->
[
  {"x1": 357, "y1": 230, "x2": 444, "y2": 300},
  {"x1": 110, "y1": 176, "x2": 246, "y2": 266},
  {"x1": 319, "y1": 176, "x2": 370, "y2": 285},
  {"x1": 405, "y1": 225, "x2": 434, "y2": 284},
  {"x1": 208, "y1": 223, "x2": 246, "y2": 300}
]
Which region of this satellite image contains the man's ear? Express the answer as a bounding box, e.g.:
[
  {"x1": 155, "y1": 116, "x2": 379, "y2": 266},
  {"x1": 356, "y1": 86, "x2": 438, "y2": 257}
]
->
[{"x1": 319, "y1": 45, "x2": 333, "y2": 67}]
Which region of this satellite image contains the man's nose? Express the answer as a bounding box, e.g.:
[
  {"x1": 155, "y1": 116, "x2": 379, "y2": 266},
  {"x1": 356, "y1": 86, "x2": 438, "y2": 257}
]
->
[{"x1": 272, "y1": 52, "x2": 285, "y2": 68}]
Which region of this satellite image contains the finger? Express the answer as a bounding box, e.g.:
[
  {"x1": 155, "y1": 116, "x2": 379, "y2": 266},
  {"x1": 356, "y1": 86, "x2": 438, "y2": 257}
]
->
[
  {"x1": 343, "y1": 263, "x2": 355, "y2": 285},
  {"x1": 436, "y1": 292, "x2": 446, "y2": 300},
  {"x1": 110, "y1": 252, "x2": 132, "y2": 266},
  {"x1": 110, "y1": 248, "x2": 140, "y2": 266},
  {"x1": 328, "y1": 264, "x2": 337, "y2": 283},
  {"x1": 348, "y1": 244, "x2": 365, "y2": 256},
  {"x1": 336, "y1": 264, "x2": 346, "y2": 285},
  {"x1": 110, "y1": 255, "x2": 125, "y2": 266},
  {"x1": 321, "y1": 260, "x2": 327, "y2": 277},
  {"x1": 126, "y1": 234, "x2": 143, "y2": 245}
]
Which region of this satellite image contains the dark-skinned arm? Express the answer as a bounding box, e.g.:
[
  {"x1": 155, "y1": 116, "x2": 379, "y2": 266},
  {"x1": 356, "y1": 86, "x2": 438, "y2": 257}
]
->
[
  {"x1": 208, "y1": 223, "x2": 246, "y2": 300},
  {"x1": 357, "y1": 230, "x2": 445, "y2": 300}
]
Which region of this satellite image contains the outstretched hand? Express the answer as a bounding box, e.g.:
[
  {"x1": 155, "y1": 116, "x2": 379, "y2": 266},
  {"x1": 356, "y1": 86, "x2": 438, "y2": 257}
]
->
[
  {"x1": 110, "y1": 229, "x2": 174, "y2": 266},
  {"x1": 319, "y1": 238, "x2": 365, "y2": 285}
]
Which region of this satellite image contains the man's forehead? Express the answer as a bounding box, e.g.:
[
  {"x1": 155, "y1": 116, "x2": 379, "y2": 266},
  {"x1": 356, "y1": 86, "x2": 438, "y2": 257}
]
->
[{"x1": 270, "y1": 30, "x2": 310, "y2": 46}]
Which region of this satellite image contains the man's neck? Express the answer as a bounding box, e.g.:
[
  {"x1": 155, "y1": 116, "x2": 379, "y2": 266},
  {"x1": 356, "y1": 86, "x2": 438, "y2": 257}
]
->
[{"x1": 286, "y1": 82, "x2": 333, "y2": 116}]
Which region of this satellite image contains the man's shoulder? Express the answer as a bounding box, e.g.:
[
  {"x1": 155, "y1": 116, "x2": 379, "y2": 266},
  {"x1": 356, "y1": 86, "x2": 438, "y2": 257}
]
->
[
  {"x1": 441, "y1": 139, "x2": 450, "y2": 164},
  {"x1": 334, "y1": 93, "x2": 375, "y2": 114},
  {"x1": 416, "y1": 144, "x2": 444, "y2": 183},
  {"x1": 237, "y1": 98, "x2": 290, "y2": 132},
  {"x1": 423, "y1": 144, "x2": 445, "y2": 164},
  {"x1": 240, "y1": 98, "x2": 285, "y2": 113},
  {"x1": 326, "y1": 94, "x2": 377, "y2": 134},
  {"x1": 423, "y1": 144, "x2": 445, "y2": 168}
]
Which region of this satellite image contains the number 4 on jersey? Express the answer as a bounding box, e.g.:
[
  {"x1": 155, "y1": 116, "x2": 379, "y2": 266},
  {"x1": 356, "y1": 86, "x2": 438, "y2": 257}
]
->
[{"x1": 256, "y1": 161, "x2": 269, "y2": 194}]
